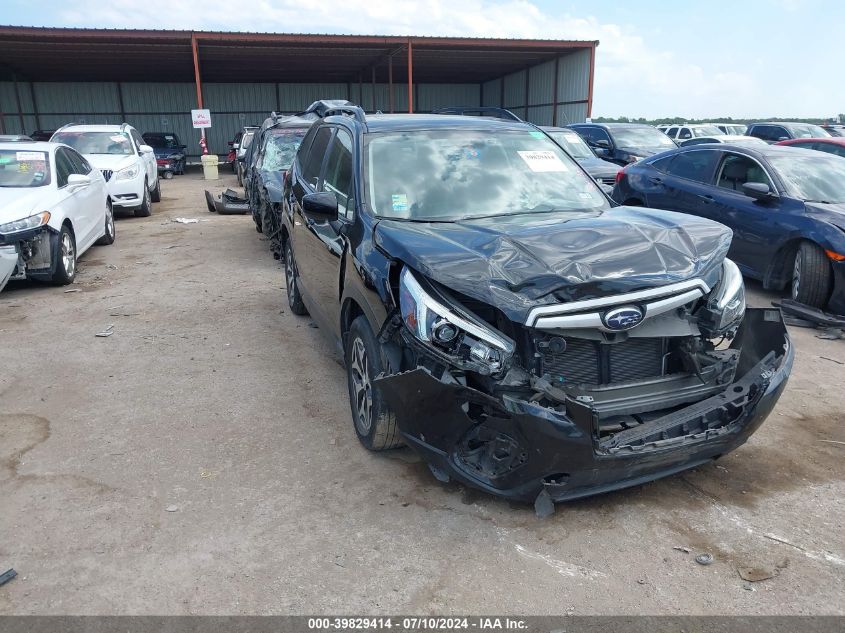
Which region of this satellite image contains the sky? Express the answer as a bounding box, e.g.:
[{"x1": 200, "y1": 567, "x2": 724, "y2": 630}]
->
[{"x1": 3, "y1": 0, "x2": 843, "y2": 119}]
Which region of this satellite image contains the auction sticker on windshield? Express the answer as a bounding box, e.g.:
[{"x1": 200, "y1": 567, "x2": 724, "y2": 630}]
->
[
  {"x1": 518, "y1": 150, "x2": 569, "y2": 172},
  {"x1": 16, "y1": 151, "x2": 45, "y2": 161}
]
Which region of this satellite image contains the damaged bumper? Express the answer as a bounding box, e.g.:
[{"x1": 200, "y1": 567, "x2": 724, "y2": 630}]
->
[
  {"x1": 0, "y1": 226, "x2": 59, "y2": 285},
  {"x1": 204, "y1": 189, "x2": 249, "y2": 215},
  {"x1": 0, "y1": 245, "x2": 17, "y2": 292},
  {"x1": 375, "y1": 308, "x2": 792, "y2": 503}
]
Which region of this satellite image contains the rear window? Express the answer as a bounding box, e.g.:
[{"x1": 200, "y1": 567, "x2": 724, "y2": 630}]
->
[
  {"x1": 143, "y1": 134, "x2": 180, "y2": 148},
  {"x1": 0, "y1": 149, "x2": 51, "y2": 187}
]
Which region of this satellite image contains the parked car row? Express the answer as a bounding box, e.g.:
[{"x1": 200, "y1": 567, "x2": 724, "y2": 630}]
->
[
  {"x1": 265, "y1": 104, "x2": 792, "y2": 507},
  {"x1": 1, "y1": 122, "x2": 166, "y2": 293}
]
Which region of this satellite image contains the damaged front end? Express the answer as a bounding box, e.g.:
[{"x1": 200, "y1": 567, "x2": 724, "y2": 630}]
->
[
  {"x1": 375, "y1": 266, "x2": 792, "y2": 504},
  {"x1": 0, "y1": 223, "x2": 59, "y2": 285}
]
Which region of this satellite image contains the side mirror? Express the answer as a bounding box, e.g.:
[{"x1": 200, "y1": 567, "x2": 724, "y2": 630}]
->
[
  {"x1": 595, "y1": 139, "x2": 611, "y2": 149},
  {"x1": 777, "y1": 136, "x2": 789, "y2": 141},
  {"x1": 139, "y1": 144, "x2": 154, "y2": 154},
  {"x1": 302, "y1": 192, "x2": 338, "y2": 222},
  {"x1": 67, "y1": 173, "x2": 91, "y2": 187},
  {"x1": 742, "y1": 182, "x2": 778, "y2": 201},
  {"x1": 233, "y1": 143, "x2": 240, "y2": 150}
]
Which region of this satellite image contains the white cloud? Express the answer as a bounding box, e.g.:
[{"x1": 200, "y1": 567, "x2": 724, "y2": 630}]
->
[{"x1": 55, "y1": 0, "x2": 766, "y2": 118}]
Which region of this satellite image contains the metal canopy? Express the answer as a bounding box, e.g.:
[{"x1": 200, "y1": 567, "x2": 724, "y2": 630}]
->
[{"x1": 0, "y1": 27, "x2": 596, "y2": 84}]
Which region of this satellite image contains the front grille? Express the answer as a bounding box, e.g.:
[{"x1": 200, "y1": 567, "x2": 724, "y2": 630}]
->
[
  {"x1": 101, "y1": 169, "x2": 113, "y2": 182},
  {"x1": 538, "y1": 336, "x2": 666, "y2": 386},
  {"x1": 600, "y1": 177, "x2": 616, "y2": 186}
]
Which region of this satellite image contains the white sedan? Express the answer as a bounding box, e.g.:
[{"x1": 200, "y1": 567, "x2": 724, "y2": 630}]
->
[{"x1": 0, "y1": 141, "x2": 114, "y2": 292}]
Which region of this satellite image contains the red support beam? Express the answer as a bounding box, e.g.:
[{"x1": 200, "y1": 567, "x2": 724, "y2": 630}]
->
[
  {"x1": 407, "y1": 39, "x2": 414, "y2": 114},
  {"x1": 587, "y1": 44, "x2": 596, "y2": 118},
  {"x1": 191, "y1": 33, "x2": 203, "y2": 108},
  {"x1": 552, "y1": 55, "x2": 559, "y2": 126}
]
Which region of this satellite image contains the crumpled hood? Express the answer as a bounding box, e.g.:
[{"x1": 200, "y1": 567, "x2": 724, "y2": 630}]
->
[
  {"x1": 259, "y1": 169, "x2": 286, "y2": 203},
  {"x1": 0, "y1": 188, "x2": 47, "y2": 224},
  {"x1": 375, "y1": 206, "x2": 732, "y2": 323},
  {"x1": 84, "y1": 154, "x2": 137, "y2": 171}
]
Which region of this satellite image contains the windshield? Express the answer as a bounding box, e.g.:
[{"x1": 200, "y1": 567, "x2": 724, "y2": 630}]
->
[
  {"x1": 261, "y1": 129, "x2": 308, "y2": 171},
  {"x1": 0, "y1": 150, "x2": 51, "y2": 187},
  {"x1": 611, "y1": 127, "x2": 676, "y2": 150},
  {"x1": 692, "y1": 126, "x2": 725, "y2": 137},
  {"x1": 143, "y1": 134, "x2": 180, "y2": 149},
  {"x1": 52, "y1": 131, "x2": 134, "y2": 155},
  {"x1": 365, "y1": 128, "x2": 608, "y2": 221},
  {"x1": 547, "y1": 130, "x2": 594, "y2": 159},
  {"x1": 769, "y1": 154, "x2": 845, "y2": 203},
  {"x1": 790, "y1": 124, "x2": 831, "y2": 139}
]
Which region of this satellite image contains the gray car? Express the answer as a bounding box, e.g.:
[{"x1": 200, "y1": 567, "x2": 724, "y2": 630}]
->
[{"x1": 541, "y1": 126, "x2": 620, "y2": 188}]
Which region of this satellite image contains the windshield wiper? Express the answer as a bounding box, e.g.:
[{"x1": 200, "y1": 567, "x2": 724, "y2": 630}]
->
[{"x1": 805, "y1": 199, "x2": 833, "y2": 204}]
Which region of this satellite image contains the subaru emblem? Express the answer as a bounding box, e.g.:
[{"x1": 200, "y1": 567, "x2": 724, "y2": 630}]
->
[{"x1": 602, "y1": 306, "x2": 644, "y2": 331}]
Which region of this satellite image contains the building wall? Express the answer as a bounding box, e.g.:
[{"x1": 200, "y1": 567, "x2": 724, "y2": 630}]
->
[
  {"x1": 0, "y1": 80, "x2": 485, "y2": 155},
  {"x1": 482, "y1": 48, "x2": 592, "y2": 126}
]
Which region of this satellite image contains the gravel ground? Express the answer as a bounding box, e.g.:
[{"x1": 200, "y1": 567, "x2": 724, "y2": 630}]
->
[{"x1": 0, "y1": 168, "x2": 842, "y2": 615}]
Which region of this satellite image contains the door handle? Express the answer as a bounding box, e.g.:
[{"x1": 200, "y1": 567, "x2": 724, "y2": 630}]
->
[
  {"x1": 648, "y1": 176, "x2": 663, "y2": 185},
  {"x1": 697, "y1": 194, "x2": 714, "y2": 204}
]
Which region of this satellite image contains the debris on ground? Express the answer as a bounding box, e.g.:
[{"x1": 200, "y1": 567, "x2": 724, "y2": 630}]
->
[
  {"x1": 695, "y1": 553, "x2": 714, "y2": 565},
  {"x1": 816, "y1": 328, "x2": 843, "y2": 340},
  {"x1": 172, "y1": 217, "x2": 200, "y2": 224},
  {"x1": 819, "y1": 439, "x2": 845, "y2": 447},
  {"x1": 95, "y1": 324, "x2": 114, "y2": 338},
  {"x1": 774, "y1": 299, "x2": 845, "y2": 330},
  {"x1": 533, "y1": 489, "x2": 555, "y2": 519},
  {"x1": 204, "y1": 189, "x2": 249, "y2": 215},
  {"x1": 0, "y1": 568, "x2": 17, "y2": 587},
  {"x1": 819, "y1": 356, "x2": 844, "y2": 365},
  {"x1": 165, "y1": 505, "x2": 179, "y2": 512},
  {"x1": 673, "y1": 546, "x2": 691, "y2": 553},
  {"x1": 63, "y1": 288, "x2": 81, "y2": 293},
  {"x1": 737, "y1": 566, "x2": 776, "y2": 582}
]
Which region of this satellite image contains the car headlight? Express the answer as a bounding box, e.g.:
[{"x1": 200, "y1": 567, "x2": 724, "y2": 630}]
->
[
  {"x1": 0, "y1": 211, "x2": 51, "y2": 234},
  {"x1": 708, "y1": 259, "x2": 746, "y2": 332},
  {"x1": 116, "y1": 165, "x2": 141, "y2": 180},
  {"x1": 399, "y1": 267, "x2": 514, "y2": 375}
]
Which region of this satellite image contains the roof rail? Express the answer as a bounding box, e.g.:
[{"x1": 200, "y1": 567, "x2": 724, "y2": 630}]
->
[
  {"x1": 432, "y1": 106, "x2": 523, "y2": 122},
  {"x1": 53, "y1": 121, "x2": 82, "y2": 134},
  {"x1": 323, "y1": 105, "x2": 368, "y2": 127}
]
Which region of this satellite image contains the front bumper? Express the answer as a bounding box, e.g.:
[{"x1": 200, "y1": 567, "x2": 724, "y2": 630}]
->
[
  {"x1": 375, "y1": 308, "x2": 792, "y2": 503},
  {"x1": 106, "y1": 171, "x2": 146, "y2": 208},
  {"x1": 0, "y1": 245, "x2": 17, "y2": 292}
]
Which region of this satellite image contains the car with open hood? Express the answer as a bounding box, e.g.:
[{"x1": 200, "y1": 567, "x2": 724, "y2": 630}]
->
[
  {"x1": 0, "y1": 141, "x2": 114, "y2": 291},
  {"x1": 568, "y1": 122, "x2": 678, "y2": 166},
  {"x1": 281, "y1": 107, "x2": 792, "y2": 507},
  {"x1": 51, "y1": 123, "x2": 160, "y2": 217},
  {"x1": 613, "y1": 143, "x2": 845, "y2": 312}
]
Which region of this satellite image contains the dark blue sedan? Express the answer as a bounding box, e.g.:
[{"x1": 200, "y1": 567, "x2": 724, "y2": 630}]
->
[{"x1": 613, "y1": 144, "x2": 845, "y2": 312}]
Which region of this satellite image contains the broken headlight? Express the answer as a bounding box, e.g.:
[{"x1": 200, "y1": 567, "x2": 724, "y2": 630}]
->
[
  {"x1": 702, "y1": 258, "x2": 746, "y2": 334},
  {"x1": 399, "y1": 267, "x2": 514, "y2": 375},
  {"x1": 0, "y1": 211, "x2": 50, "y2": 234}
]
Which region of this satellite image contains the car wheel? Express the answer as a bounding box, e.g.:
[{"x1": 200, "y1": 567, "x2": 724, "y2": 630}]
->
[
  {"x1": 150, "y1": 175, "x2": 161, "y2": 203},
  {"x1": 52, "y1": 225, "x2": 77, "y2": 285},
  {"x1": 163, "y1": 171, "x2": 174, "y2": 180},
  {"x1": 284, "y1": 240, "x2": 308, "y2": 316},
  {"x1": 346, "y1": 316, "x2": 402, "y2": 451},
  {"x1": 792, "y1": 241, "x2": 832, "y2": 308},
  {"x1": 135, "y1": 180, "x2": 152, "y2": 217},
  {"x1": 96, "y1": 201, "x2": 116, "y2": 246}
]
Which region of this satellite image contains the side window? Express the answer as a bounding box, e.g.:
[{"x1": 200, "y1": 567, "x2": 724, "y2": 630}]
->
[
  {"x1": 66, "y1": 148, "x2": 91, "y2": 175},
  {"x1": 591, "y1": 128, "x2": 612, "y2": 146},
  {"x1": 54, "y1": 149, "x2": 74, "y2": 188},
  {"x1": 321, "y1": 129, "x2": 354, "y2": 220},
  {"x1": 771, "y1": 126, "x2": 789, "y2": 141},
  {"x1": 748, "y1": 125, "x2": 767, "y2": 140},
  {"x1": 666, "y1": 127, "x2": 678, "y2": 138},
  {"x1": 678, "y1": 127, "x2": 692, "y2": 140},
  {"x1": 663, "y1": 150, "x2": 718, "y2": 183},
  {"x1": 301, "y1": 126, "x2": 333, "y2": 188},
  {"x1": 130, "y1": 129, "x2": 144, "y2": 152},
  {"x1": 716, "y1": 153, "x2": 773, "y2": 193},
  {"x1": 651, "y1": 155, "x2": 674, "y2": 172},
  {"x1": 296, "y1": 124, "x2": 320, "y2": 170}
]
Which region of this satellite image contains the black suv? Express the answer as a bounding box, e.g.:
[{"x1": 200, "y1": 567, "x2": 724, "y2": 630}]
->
[
  {"x1": 281, "y1": 107, "x2": 791, "y2": 506},
  {"x1": 746, "y1": 121, "x2": 831, "y2": 143},
  {"x1": 568, "y1": 122, "x2": 677, "y2": 166}
]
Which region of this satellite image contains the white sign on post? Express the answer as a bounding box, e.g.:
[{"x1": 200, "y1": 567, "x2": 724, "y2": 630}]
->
[{"x1": 191, "y1": 109, "x2": 212, "y2": 129}]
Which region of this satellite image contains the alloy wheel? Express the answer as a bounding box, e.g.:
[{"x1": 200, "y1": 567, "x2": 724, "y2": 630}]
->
[
  {"x1": 792, "y1": 250, "x2": 802, "y2": 300},
  {"x1": 105, "y1": 205, "x2": 115, "y2": 239},
  {"x1": 285, "y1": 251, "x2": 296, "y2": 303},
  {"x1": 350, "y1": 337, "x2": 373, "y2": 434},
  {"x1": 61, "y1": 232, "x2": 76, "y2": 277}
]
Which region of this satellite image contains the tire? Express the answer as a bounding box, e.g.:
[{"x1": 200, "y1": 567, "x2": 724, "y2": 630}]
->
[
  {"x1": 792, "y1": 241, "x2": 832, "y2": 308},
  {"x1": 346, "y1": 316, "x2": 402, "y2": 451},
  {"x1": 150, "y1": 175, "x2": 161, "y2": 203},
  {"x1": 96, "y1": 201, "x2": 116, "y2": 246},
  {"x1": 134, "y1": 180, "x2": 152, "y2": 217},
  {"x1": 284, "y1": 240, "x2": 308, "y2": 316},
  {"x1": 52, "y1": 224, "x2": 76, "y2": 285},
  {"x1": 163, "y1": 171, "x2": 174, "y2": 180}
]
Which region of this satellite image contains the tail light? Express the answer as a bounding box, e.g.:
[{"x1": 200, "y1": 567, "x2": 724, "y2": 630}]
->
[{"x1": 615, "y1": 168, "x2": 626, "y2": 184}]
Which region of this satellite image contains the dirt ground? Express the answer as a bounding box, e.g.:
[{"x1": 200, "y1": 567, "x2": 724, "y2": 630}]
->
[{"x1": 0, "y1": 168, "x2": 842, "y2": 615}]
